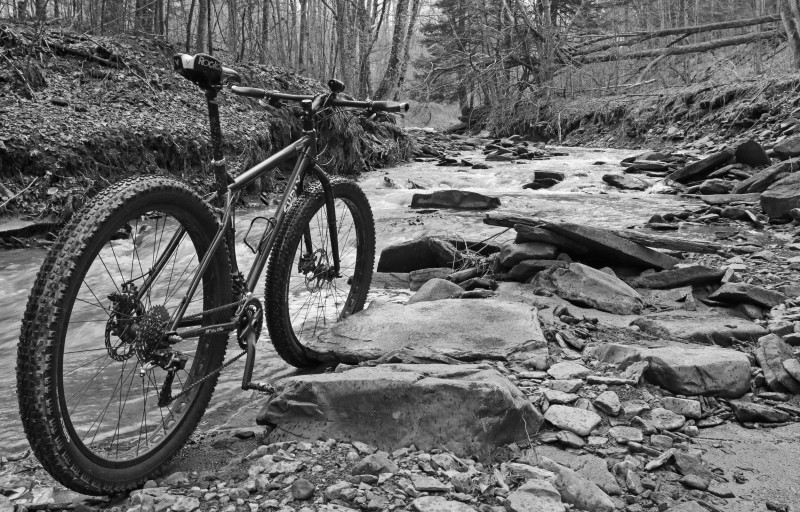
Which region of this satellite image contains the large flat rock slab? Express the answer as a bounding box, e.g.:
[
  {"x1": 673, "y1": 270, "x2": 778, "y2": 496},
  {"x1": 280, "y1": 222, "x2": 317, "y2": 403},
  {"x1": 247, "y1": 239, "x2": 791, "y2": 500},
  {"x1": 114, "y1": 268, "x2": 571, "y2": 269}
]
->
[
  {"x1": 256, "y1": 363, "x2": 543, "y2": 459},
  {"x1": 630, "y1": 310, "x2": 766, "y2": 345},
  {"x1": 541, "y1": 222, "x2": 678, "y2": 270},
  {"x1": 589, "y1": 342, "x2": 752, "y2": 398},
  {"x1": 307, "y1": 299, "x2": 545, "y2": 364}
]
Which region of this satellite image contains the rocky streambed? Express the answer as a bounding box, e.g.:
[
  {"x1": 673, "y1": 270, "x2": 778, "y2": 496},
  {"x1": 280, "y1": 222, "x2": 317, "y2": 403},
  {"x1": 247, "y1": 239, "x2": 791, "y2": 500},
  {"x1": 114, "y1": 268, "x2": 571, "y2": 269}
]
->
[{"x1": 3, "y1": 132, "x2": 800, "y2": 512}]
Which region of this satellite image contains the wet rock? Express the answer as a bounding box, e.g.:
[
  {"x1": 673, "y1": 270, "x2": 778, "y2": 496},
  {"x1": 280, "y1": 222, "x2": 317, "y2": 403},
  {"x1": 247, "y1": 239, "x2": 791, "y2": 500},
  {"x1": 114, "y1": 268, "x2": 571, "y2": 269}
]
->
[
  {"x1": 772, "y1": 135, "x2": 800, "y2": 160},
  {"x1": 650, "y1": 408, "x2": 685, "y2": 430},
  {"x1": 755, "y1": 334, "x2": 800, "y2": 394},
  {"x1": 602, "y1": 174, "x2": 648, "y2": 190},
  {"x1": 761, "y1": 172, "x2": 800, "y2": 219},
  {"x1": 668, "y1": 148, "x2": 735, "y2": 183},
  {"x1": 542, "y1": 222, "x2": 678, "y2": 270},
  {"x1": 679, "y1": 474, "x2": 709, "y2": 491},
  {"x1": 498, "y1": 242, "x2": 559, "y2": 267},
  {"x1": 628, "y1": 265, "x2": 723, "y2": 289},
  {"x1": 411, "y1": 190, "x2": 500, "y2": 210},
  {"x1": 660, "y1": 397, "x2": 702, "y2": 420},
  {"x1": 407, "y1": 278, "x2": 464, "y2": 305},
  {"x1": 697, "y1": 178, "x2": 734, "y2": 195},
  {"x1": 291, "y1": 478, "x2": 316, "y2": 500},
  {"x1": 631, "y1": 311, "x2": 766, "y2": 346},
  {"x1": 543, "y1": 379, "x2": 584, "y2": 393},
  {"x1": 411, "y1": 496, "x2": 477, "y2": 512},
  {"x1": 507, "y1": 260, "x2": 567, "y2": 282},
  {"x1": 708, "y1": 282, "x2": 787, "y2": 308},
  {"x1": 257, "y1": 363, "x2": 543, "y2": 458},
  {"x1": 543, "y1": 389, "x2": 579, "y2": 404},
  {"x1": 544, "y1": 405, "x2": 602, "y2": 436},
  {"x1": 377, "y1": 237, "x2": 466, "y2": 273},
  {"x1": 309, "y1": 299, "x2": 545, "y2": 363},
  {"x1": 504, "y1": 480, "x2": 565, "y2": 512},
  {"x1": 352, "y1": 452, "x2": 398, "y2": 476},
  {"x1": 593, "y1": 391, "x2": 621, "y2": 416},
  {"x1": 608, "y1": 426, "x2": 644, "y2": 444},
  {"x1": 731, "y1": 158, "x2": 799, "y2": 193},
  {"x1": 531, "y1": 263, "x2": 643, "y2": 315},
  {"x1": 410, "y1": 268, "x2": 453, "y2": 291},
  {"x1": 730, "y1": 400, "x2": 791, "y2": 423},
  {"x1": 539, "y1": 458, "x2": 615, "y2": 512},
  {"x1": 734, "y1": 138, "x2": 771, "y2": 166},
  {"x1": 514, "y1": 225, "x2": 588, "y2": 255},
  {"x1": 371, "y1": 272, "x2": 411, "y2": 289},
  {"x1": 547, "y1": 362, "x2": 591, "y2": 380},
  {"x1": 556, "y1": 430, "x2": 586, "y2": 448},
  {"x1": 412, "y1": 474, "x2": 451, "y2": 492}
]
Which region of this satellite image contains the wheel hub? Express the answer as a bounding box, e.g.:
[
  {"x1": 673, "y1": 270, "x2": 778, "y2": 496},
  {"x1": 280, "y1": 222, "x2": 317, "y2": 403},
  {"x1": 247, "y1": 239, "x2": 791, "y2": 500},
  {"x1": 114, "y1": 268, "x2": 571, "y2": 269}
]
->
[
  {"x1": 299, "y1": 249, "x2": 338, "y2": 292},
  {"x1": 135, "y1": 305, "x2": 170, "y2": 359}
]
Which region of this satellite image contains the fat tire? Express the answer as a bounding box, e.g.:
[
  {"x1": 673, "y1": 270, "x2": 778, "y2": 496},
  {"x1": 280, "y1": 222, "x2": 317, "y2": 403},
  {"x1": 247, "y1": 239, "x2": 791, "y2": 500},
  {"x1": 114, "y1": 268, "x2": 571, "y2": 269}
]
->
[
  {"x1": 264, "y1": 179, "x2": 375, "y2": 368},
  {"x1": 16, "y1": 176, "x2": 232, "y2": 495}
]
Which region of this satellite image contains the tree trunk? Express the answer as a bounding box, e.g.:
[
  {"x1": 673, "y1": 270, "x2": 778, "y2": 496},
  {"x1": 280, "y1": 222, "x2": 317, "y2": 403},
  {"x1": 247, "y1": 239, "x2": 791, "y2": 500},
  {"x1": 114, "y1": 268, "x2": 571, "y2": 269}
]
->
[
  {"x1": 195, "y1": 0, "x2": 207, "y2": 52},
  {"x1": 576, "y1": 30, "x2": 781, "y2": 64},
  {"x1": 185, "y1": 0, "x2": 196, "y2": 52},
  {"x1": 17, "y1": 0, "x2": 28, "y2": 18},
  {"x1": 782, "y1": 0, "x2": 800, "y2": 68},
  {"x1": 374, "y1": 0, "x2": 410, "y2": 100},
  {"x1": 393, "y1": 0, "x2": 421, "y2": 100},
  {"x1": 260, "y1": 0, "x2": 269, "y2": 63},
  {"x1": 298, "y1": 0, "x2": 308, "y2": 73}
]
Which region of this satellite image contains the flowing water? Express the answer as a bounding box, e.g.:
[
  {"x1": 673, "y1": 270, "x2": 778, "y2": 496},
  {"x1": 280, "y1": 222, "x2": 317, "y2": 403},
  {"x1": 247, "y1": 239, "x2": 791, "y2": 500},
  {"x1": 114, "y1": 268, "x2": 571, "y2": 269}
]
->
[{"x1": 0, "y1": 146, "x2": 710, "y2": 452}]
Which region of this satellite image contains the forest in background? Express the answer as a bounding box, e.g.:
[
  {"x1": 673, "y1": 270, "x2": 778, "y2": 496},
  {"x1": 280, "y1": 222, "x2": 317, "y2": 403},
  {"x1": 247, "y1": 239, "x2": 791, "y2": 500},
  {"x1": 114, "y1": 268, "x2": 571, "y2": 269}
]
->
[{"x1": 2, "y1": 0, "x2": 800, "y2": 132}]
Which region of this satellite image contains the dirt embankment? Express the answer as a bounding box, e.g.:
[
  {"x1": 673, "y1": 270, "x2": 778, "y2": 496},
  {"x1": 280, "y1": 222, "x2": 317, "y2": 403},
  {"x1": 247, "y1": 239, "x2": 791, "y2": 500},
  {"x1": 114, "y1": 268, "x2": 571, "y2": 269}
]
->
[
  {"x1": 0, "y1": 22, "x2": 411, "y2": 222},
  {"x1": 456, "y1": 76, "x2": 800, "y2": 152}
]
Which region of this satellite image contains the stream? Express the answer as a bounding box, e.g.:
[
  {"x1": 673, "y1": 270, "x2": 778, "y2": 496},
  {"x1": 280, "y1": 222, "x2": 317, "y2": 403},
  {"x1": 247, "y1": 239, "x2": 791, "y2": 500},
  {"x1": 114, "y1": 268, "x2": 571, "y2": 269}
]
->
[{"x1": 0, "y1": 146, "x2": 710, "y2": 452}]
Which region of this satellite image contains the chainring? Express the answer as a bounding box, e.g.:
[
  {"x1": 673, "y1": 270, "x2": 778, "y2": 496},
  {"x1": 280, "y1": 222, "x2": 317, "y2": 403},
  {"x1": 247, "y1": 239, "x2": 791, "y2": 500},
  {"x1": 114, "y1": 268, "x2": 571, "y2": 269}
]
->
[{"x1": 237, "y1": 297, "x2": 263, "y2": 350}]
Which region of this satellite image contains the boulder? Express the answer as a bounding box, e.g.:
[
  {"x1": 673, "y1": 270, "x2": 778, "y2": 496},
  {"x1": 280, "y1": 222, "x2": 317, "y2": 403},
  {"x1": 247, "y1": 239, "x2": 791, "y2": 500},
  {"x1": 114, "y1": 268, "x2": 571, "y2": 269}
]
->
[
  {"x1": 410, "y1": 268, "x2": 453, "y2": 291},
  {"x1": 523, "y1": 171, "x2": 567, "y2": 190},
  {"x1": 631, "y1": 310, "x2": 766, "y2": 345},
  {"x1": 498, "y1": 242, "x2": 560, "y2": 267},
  {"x1": 772, "y1": 135, "x2": 800, "y2": 160},
  {"x1": 539, "y1": 458, "x2": 615, "y2": 512},
  {"x1": 697, "y1": 179, "x2": 734, "y2": 195},
  {"x1": 628, "y1": 265, "x2": 724, "y2": 289},
  {"x1": 541, "y1": 222, "x2": 678, "y2": 270},
  {"x1": 514, "y1": 225, "x2": 588, "y2": 255},
  {"x1": 729, "y1": 400, "x2": 790, "y2": 423},
  {"x1": 377, "y1": 238, "x2": 439, "y2": 272},
  {"x1": 257, "y1": 364, "x2": 543, "y2": 459},
  {"x1": 307, "y1": 299, "x2": 546, "y2": 363},
  {"x1": 508, "y1": 260, "x2": 568, "y2": 282},
  {"x1": 734, "y1": 139, "x2": 771, "y2": 167},
  {"x1": 755, "y1": 334, "x2": 800, "y2": 394},
  {"x1": 371, "y1": 272, "x2": 411, "y2": 289},
  {"x1": 667, "y1": 148, "x2": 735, "y2": 183},
  {"x1": 505, "y1": 480, "x2": 565, "y2": 512},
  {"x1": 602, "y1": 174, "x2": 648, "y2": 191},
  {"x1": 642, "y1": 344, "x2": 752, "y2": 398},
  {"x1": 407, "y1": 278, "x2": 463, "y2": 304},
  {"x1": 531, "y1": 263, "x2": 644, "y2": 315},
  {"x1": 761, "y1": 172, "x2": 800, "y2": 219},
  {"x1": 544, "y1": 405, "x2": 601, "y2": 436},
  {"x1": 708, "y1": 282, "x2": 787, "y2": 308},
  {"x1": 411, "y1": 190, "x2": 500, "y2": 210},
  {"x1": 730, "y1": 158, "x2": 800, "y2": 194}
]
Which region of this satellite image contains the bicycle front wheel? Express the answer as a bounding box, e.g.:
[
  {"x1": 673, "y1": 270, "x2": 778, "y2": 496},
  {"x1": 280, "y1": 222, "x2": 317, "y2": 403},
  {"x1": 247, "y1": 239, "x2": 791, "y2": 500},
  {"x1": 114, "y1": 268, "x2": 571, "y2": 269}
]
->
[
  {"x1": 265, "y1": 179, "x2": 375, "y2": 368},
  {"x1": 17, "y1": 176, "x2": 232, "y2": 494}
]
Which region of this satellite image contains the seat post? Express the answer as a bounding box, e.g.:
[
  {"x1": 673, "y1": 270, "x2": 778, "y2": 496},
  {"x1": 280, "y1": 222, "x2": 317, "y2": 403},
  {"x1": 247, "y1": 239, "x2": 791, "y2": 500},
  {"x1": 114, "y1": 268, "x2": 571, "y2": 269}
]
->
[{"x1": 205, "y1": 87, "x2": 227, "y2": 198}]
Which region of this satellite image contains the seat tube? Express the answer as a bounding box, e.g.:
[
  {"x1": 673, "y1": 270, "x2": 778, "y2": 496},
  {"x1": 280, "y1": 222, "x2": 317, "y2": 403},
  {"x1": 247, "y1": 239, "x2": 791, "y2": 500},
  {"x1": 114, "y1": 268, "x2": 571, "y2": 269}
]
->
[{"x1": 205, "y1": 88, "x2": 227, "y2": 198}]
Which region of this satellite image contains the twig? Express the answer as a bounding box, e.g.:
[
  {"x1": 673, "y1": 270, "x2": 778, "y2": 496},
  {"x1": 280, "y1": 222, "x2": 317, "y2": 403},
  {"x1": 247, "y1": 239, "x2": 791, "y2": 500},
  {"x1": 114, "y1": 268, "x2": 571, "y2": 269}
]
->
[
  {"x1": 0, "y1": 177, "x2": 40, "y2": 210},
  {"x1": 0, "y1": 51, "x2": 35, "y2": 97}
]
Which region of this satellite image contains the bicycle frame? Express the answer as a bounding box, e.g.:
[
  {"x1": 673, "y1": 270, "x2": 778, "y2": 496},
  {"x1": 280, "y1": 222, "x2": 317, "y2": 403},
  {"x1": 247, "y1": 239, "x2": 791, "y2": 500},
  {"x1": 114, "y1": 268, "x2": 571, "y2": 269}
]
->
[{"x1": 135, "y1": 90, "x2": 343, "y2": 371}]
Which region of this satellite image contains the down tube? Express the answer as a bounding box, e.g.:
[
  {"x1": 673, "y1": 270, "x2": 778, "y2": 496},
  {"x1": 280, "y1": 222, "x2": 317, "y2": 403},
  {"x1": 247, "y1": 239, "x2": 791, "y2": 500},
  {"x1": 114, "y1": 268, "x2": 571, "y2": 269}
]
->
[{"x1": 243, "y1": 145, "x2": 314, "y2": 293}]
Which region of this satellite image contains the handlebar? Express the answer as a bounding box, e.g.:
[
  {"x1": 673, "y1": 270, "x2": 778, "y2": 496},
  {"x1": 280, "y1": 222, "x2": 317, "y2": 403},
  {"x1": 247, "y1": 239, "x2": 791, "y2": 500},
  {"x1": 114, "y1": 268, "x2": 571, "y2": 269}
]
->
[{"x1": 229, "y1": 85, "x2": 409, "y2": 113}]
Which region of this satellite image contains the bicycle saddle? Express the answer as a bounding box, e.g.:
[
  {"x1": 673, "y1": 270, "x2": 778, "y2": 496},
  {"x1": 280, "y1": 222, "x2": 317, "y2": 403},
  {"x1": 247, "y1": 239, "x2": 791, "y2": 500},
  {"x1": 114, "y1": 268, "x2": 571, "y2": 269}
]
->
[{"x1": 173, "y1": 53, "x2": 241, "y2": 89}]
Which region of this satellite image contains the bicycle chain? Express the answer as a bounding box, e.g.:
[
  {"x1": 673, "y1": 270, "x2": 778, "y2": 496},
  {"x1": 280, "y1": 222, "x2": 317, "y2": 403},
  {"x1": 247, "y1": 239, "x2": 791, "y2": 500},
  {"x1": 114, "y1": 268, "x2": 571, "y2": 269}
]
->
[{"x1": 163, "y1": 349, "x2": 248, "y2": 405}]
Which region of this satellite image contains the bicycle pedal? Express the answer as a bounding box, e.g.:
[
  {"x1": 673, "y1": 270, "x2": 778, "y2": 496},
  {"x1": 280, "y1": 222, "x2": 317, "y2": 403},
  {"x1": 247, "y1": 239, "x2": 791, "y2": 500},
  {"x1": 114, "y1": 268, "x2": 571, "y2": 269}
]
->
[{"x1": 245, "y1": 381, "x2": 275, "y2": 393}]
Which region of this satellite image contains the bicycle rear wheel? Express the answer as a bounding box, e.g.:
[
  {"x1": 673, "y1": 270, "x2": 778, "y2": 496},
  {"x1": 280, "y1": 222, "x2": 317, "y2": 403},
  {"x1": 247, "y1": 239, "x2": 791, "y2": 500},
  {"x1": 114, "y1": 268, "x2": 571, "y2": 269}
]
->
[
  {"x1": 17, "y1": 176, "x2": 232, "y2": 494},
  {"x1": 265, "y1": 179, "x2": 375, "y2": 368}
]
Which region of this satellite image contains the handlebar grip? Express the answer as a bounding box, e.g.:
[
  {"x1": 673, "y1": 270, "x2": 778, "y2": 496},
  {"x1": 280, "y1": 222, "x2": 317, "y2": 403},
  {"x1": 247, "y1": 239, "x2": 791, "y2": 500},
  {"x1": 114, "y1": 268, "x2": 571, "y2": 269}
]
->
[
  {"x1": 371, "y1": 101, "x2": 410, "y2": 113},
  {"x1": 230, "y1": 86, "x2": 266, "y2": 98}
]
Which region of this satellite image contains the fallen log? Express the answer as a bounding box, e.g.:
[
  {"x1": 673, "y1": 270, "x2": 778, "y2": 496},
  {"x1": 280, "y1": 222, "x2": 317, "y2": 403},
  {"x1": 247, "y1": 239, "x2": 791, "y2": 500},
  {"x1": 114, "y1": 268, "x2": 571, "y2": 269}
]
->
[
  {"x1": 483, "y1": 213, "x2": 542, "y2": 228},
  {"x1": 607, "y1": 229, "x2": 725, "y2": 254}
]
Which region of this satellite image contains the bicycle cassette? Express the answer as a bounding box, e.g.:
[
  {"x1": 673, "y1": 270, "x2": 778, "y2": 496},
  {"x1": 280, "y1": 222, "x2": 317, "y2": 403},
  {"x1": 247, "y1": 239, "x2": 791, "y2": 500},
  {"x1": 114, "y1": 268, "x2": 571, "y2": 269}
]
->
[{"x1": 237, "y1": 297, "x2": 263, "y2": 349}]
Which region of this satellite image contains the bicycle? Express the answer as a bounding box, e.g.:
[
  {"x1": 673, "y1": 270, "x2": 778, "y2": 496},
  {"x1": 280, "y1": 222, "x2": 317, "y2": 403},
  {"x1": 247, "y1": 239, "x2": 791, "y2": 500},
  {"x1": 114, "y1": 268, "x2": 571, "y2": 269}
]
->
[{"x1": 16, "y1": 52, "x2": 409, "y2": 495}]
